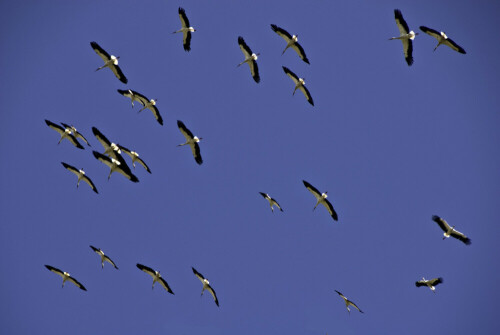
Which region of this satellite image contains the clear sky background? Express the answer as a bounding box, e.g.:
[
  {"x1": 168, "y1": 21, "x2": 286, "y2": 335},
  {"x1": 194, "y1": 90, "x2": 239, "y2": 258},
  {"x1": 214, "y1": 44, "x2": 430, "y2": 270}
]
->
[{"x1": 1, "y1": 0, "x2": 499, "y2": 334}]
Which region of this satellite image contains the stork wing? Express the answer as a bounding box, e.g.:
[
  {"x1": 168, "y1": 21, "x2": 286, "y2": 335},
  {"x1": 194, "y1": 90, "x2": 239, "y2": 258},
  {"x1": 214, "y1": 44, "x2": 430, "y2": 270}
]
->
[
  {"x1": 61, "y1": 162, "x2": 79, "y2": 176},
  {"x1": 450, "y1": 230, "x2": 471, "y2": 245},
  {"x1": 419, "y1": 26, "x2": 441, "y2": 39},
  {"x1": 190, "y1": 142, "x2": 203, "y2": 165},
  {"x1": 109, "y1": 64, "x2": 128, "y2": 84},
  {"x1": 89, "y1": 245, "x2": 101, "y2": 253},
  {"x1": 322, "y1": 198, "x2": 338, "y2": 221},
  {"x1": 394, "y1": 9, "x2": 410, "y2": 35},
  {"x1": 137, "y1": 263, "x2": 156, "y2": 278},
  {"x1": 429, "y1": 277, "x2": 443, "y2": 286},
  {"x1": 149, "y1": 104, "x2": 163, "y2": 125},
  {"x1": 81, "y1": 175, "x2": 98, "y2": 194},
  {"x1": 159, "y1": 277, "x2": 175, "y2": 294},
  {"x1": 282, "y1": 66, "x2": 299, "y2": 84},
  {"x1": 178, "y1": 7, "x2": 190, "y2": 28},
  {"x1": 67, "y1": 276, "x2": 87, "y2": 291},
  {"x1": 93, "y1": 151, "x2": 138, "y2": 182},
  {"x1": 443, "y1": 38, "x2": 466, "y2": 54},
  {"x1": 270, "y1": 24, "x2": 292, "y2": 40},
  {"x1": 347, "y1": 299, "x2": 363, "y2": 313},
  {"x1": 248, "y1": 59, "x2": 260, "y2": 83},
  {"x1": 90, "y1": 41, "x2": 110, "y2": 62},
  {"x1": 291, "y1": 42, "x2": 310, "y2": 64},
  {"x1": 299, "y1": 85, "x2": 314, "y2": 106},
  {"x1": 61, "y1": 123, "x2": 90, "y2": 146},
  {"x1": 92, "y1": 127, "x2": 112, "y2": 150},
  {"x1": 401, "y1": 38, "x2": 414, "y2": 66},
  {"x1": 432, "y1": 215, "x2": 450, "y2": 233},
  {"x1": 238, "y1": 36, "x2": 253, "y2": 58},
  {"x1": 206, "y1": 284, "x2": 219, "y2": 307},
  {"x1": 192, "y1": 267, "x2": 206, "y2": 283},
  {"x1": 177, "y1": 120, "x2": 195, "y2": 140},
  {"x1": 133, "y1": 92, "x2": 150, "y2": 106},
  {"x1": 415, "y1": 280, "x2": 428, "y2": 287},
  {"x1": 303, "y1": 180, "x2": 322, "y2": 199},
  {"x1": 45, "y1": 265, "x2": 64, "y2": 277},
  {"x1": 183, "y1": 31, "x2": 192, "y2": 52},
  {"x1": 45, "y1": 119, "x2": 65, "y2": 135},
  {"x1": 103, "y1": 255, "x2": 119, "y2": 269},
  {"x1": 259, "y1": 192, "x2": 269, "y2": 199},
  {"x1": 271, "y1": 197, "x2": 284, "y2": 212}
]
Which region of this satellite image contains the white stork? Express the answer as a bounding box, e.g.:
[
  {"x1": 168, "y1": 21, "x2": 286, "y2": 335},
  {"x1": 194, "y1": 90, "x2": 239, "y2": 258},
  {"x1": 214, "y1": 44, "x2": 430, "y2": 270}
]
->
[
  {"x1": 117, "y1": 144, "x2": 151, "y2": 174},
  {"x1": 303, "y1": 180, "x2": 338, "y2": 221},
  {"x1": 61, "y1": 162, "x2": 98, "y2": 194},
  {"x1": 91, "y1": 127, "x2": 122, "y2": 160},
  {"x1": 177, "y1": 120, "x2": 203, "y2": 165},
  {"x1": 334, "y1": 290, "x2": 363, "y2": 314},
  {"x1": 389, "y1": 9, "x2": 418, "y2": 66},
  {"x1": 173, "y1": 7, "x2": 196, "y2": 52},
  {"x1": 60, "y1": 123, "x2": 91, "y2": 146},
  {"x1": 45, "y1": 119, "x2": 84, "y2": 149},
  {"x1": 136, "y1": 263, "x2": 174, "y2": 294},
  {"x1": 137, "y1": 95, "x2": 163, "y2": 126},
  {"x1": 270, "y1": 24, "x2": 310, "y2": 64},
  {"x1": 415, "y1": 277, "x2": 443, "y2": 292},
  {"x1": 117, "y1": 89, "x2": 142, "y2": 108},
  {"x1": 92, "y1": 151, "x2": 139, "y2": 182},
  {"x1": 45, "y1": 265, "x2": 87, "y2": 291},
  {"x1": 420, "y1": 26, "x2": 466, "y2": 54},
  {"x1": 259, "y1": 192, "x2": 284, "y2": 213},
  {"x1": 237, "y1": 36, "x2": 260, "y2": 83},
  {"x1": 90, "y1": 41, "x2": 128, "y2": 83},
  {"x1": 432, "y1": 215, "x2": 471, "y2": 245},
  {"x1": 282, "y1": 67, "x2": 314, "y2": 106},
  {"x1": 192, "y1": 267, "x2": 219, "y2": 307},
  {"x1": 90, "y1": 245, "x2": 118, "y2": 269}
]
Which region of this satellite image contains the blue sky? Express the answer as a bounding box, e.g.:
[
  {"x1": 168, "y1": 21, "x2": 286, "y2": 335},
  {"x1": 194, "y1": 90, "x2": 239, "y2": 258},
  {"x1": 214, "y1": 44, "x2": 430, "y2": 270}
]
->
[{"x1": 1, "y1": 0, "x2": 500, "y2": 334}]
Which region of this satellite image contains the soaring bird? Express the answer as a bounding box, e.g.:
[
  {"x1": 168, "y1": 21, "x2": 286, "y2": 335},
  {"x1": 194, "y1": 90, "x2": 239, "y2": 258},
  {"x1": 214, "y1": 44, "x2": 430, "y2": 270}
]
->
[
  {"x1": 60, "y1": 123, "x2": 91, "y2": 146},
  {"x1": 117, "y1": 144, "x2": 151, "y2": 174},
  {"x1": 432, "y1": 215, "x2": 471, "y2": 245},
  {"x1": 61, "y1": 162, "x2": 98, "y2": 194},
  {"x1": 282, "y1": 67, "x2": 314, "y2": 106},
  {"x1": 270, "y1": 24, "x2": 309, "y2": 64},
  {"x1": 237, "y1": 36, "x2": 260, "y2": 83},
  {"x1": 192, "y1": 267, "x2": 219, "y2": 307},
  {"x1": 334, "y1": 290, "x2": 363, "y2": 314},
  {"x1": 90, "y1": 246, "x2": 118, "y2": 269},
  {"x1": 90, "y1": 41, "x2": 128, "y2": 83},
  {"x1": 389, "y1": 9, "x2": 418, "y2": 66},
  {"x1": 415, "y1": 277, "x2": 443, "y2": 292},
  {"x1": 93, "y1": 151, "x2": 139, "y2": 182},
  {"x1": 420, "y1": 26, "x2": 466, "y2": 54},
  {"x1": 177, "y1": 120, "x2": 203, "y2": 165},
  {"x1": 259, "y1": 192, "x2": 284, "y2": 213},
  {"x1": 173, "y1": 7, "x2": 196, "y2": 51},
  {"x1": 136, "y1": 263, "x2": 174, "y2": 294},
  {"x1": 45, "y1": 265, "x2": 87, "y2": 291},
  {"x1": 45, "y1": 119, "x2": 84, "y2": 149},
  {"x1": 303, "y1": 180, "x2": 337, "y2": 221}
]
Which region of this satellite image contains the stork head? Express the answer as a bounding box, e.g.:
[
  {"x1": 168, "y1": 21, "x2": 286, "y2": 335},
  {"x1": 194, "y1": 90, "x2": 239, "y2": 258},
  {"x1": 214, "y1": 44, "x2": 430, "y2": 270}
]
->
[
  {"x1": 190, "y1": 27, "x2": 196, "y2": 32},
  {"x1": 194, "y1": 136, "x2": 203, "y2": 142}
]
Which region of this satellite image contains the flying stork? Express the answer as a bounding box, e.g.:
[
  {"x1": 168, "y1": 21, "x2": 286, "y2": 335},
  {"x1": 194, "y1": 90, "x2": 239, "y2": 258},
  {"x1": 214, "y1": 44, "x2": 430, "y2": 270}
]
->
[
  {"x1": 117, "y1": 144, "x2": 151, "y2": 173},
  {"x1": 173, "y1": 7, "x2": 196, "y2": 51},
  {"x1": 282, "y1": 67, "x2": 314, "y2": 106},
  {"x1": 45, "y1": 265, "x2": 87, "y2": 291},
  {"x1": 334, "y1": 290, "x2": 363, "y2": 314},
  {"x1": 93, "y1": 151, "x2": 139, "y2": 182},
  {"x1": 259, "y1": 192, "x2": 284, "y2": 213},
  {"x1": 45, "y1": 119, "x2": 84, "y2": 149},
  {"x1": 91, "y1": 127, "x2": 122, "y2": 160},
  {"x1": 432, "y1": 215, "x2": 471, "y2": 245},
  {"x1": 90, "y1": 41, "x2": 128, "y2": 83},
  {"x1": 61, "y1": 162, "x2": 98, "y2": 194},
  {"x1": 192, "y1": 267, "x2": 219, "y2": 307},
  {"x1": 389, "y1": 9, "x2": 418, "y2": 66},
  {"x1": 237, "y1": 36, "x2": 260, "y2": 83},
  {"x1": 117, "y1": 89, "x2": 142, "y2": 108},
  {"x1": 415, "y1": 277, "x2": 443, "y2": 292},
  {"x1": 419, "y1": 26, "x2": 466, "y2": 54},
  {"x1": 303, "y1": 180, "x2": 338, "y2": 221},
  {"x1": 270, "y1": 24, "x2": 309, "y2": 64},
  {"x1": 60, "y1": 123, "x2": 91, "y2": 146},
  {"x1": 90, "y1": 246, "x2": 118, "y2": 269},
  {"x1": 116, "y1": 90, "x2": 163, "y2": 125},
  {"x1": 177, "y1": 120, "x2": 203, "y2": 165},
  {"x1": 136, "y1": 263, "x2": 174, "y2": 294}
]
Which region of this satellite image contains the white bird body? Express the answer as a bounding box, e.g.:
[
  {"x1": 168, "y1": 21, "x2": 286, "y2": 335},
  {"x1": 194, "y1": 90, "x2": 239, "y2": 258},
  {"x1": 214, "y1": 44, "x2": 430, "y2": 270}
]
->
[
  {"x1": 90, "y1": 41, "x2": 128, "y2": 83},
  {"x1": 45, "y1": 119, "x2": 84, "y2": 149},
  {"x1": 174, "y1": 7, "x2": 196, "y2": 51},
  {"x1": 259, "y1": 192, "x2": 283, "y2": 212},
  {"x1": 90, "y1": 245, "x2": 118, "y2": 269},
  {"x1": 45, "y1": 265, "x2": 87, "y2": 291},
  {"x1": 61, "y1": 162, "x2": 98, "y2": 194},
  {"x1": 192, "y1": 267, "x2": 219, "y2": 307},
  {"x1": 282, "y1": 67, "x2": 314, "y2": 106},
  {"x1": 270, "y1": 24, "x2": 309, "y2": 64},
  {"x1": 420, "y1": 26, "x2": 466, "y2": 54},
  {"x1": 177, "y1": 120, "x2": 203, "y2": 165},
  {"x1": 389, "y1": 9, "x2": 418, "y2": 66},
  {"x1": 335, "y1": 290, "x2": 363, "y2": 314},
  {"x1": 432, "y1": 215, "x2": 471, "y2": 245},
  {"x1": 238, "y1": 36, "x2": 260, "y2": 83},
  {"x1": 136, "y1": 263, "x2": 174, "y2": 294},
  {"x1": 415, "y1": 277, "x2": 443, "y2": 292},
  {"x1": 303, "y1": 180, "x2": 338, "y2": 221}
]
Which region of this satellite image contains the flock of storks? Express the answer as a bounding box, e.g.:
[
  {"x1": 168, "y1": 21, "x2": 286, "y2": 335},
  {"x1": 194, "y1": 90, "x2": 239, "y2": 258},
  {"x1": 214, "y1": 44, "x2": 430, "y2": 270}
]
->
[{"x1": 44, "y1": 7, "x2": 470, "y2": 315}]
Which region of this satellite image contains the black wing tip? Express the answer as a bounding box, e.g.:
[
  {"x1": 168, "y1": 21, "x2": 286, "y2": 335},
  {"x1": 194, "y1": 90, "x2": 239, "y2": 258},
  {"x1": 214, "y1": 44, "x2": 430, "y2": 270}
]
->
[
  {"x1": 437, "y1": 277, "x2": 444, "y2": 284},
  {"x1": 177, "y1": 120, "x2": 185, "y2": 128},
  {"x1": 431, "y1": 215, "x2": 441, "y2": 222},
  {"x1": 178, "y1": 7, "x2": 185, "y2": 13},
  {"x1": 463, "y1": 238, "x2": 472, "y2": 245},
  {"x1": 270, "y1": 24, "x2": 278, "y2": 31},
  {"x1": 195, "y1": 157, "x2": 203, "y2": 165},
  {"x1": 45, "y1": 264, "x2": 55, "y2": 271},
  {"x1": 238, "y1": 36, "x2": 244, "y2": 44},
  {"x1": 303, "y1": 58, "x2": 310, "y2": 64},
  {"x1": 90, "y1": 245, "x2": 98, "y2": 251},
  {"x1": 129, "y1": 174, "x2": 139, "y2": 183}
]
